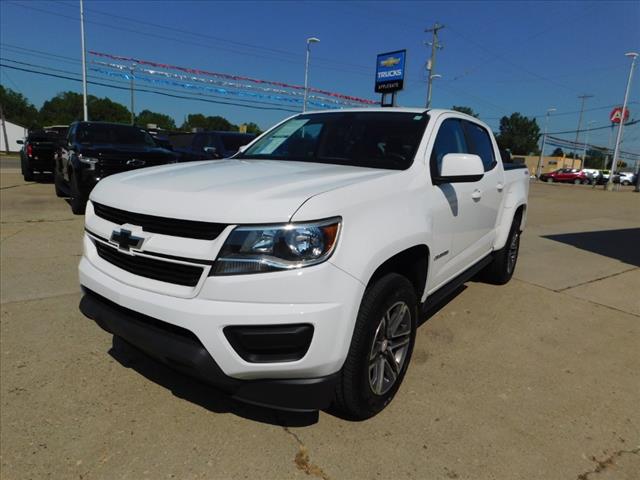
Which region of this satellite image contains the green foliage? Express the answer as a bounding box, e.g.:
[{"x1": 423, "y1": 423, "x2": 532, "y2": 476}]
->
[
  {"x1": 180, "y1": 114, "x2": 237, "y2": 132},
  {"x1": 136, "y1": 109, "x2": 176, "y2": 130},
  {"x1": 243, "y1": 122, "x2": 262, "y2": 135},
  {"x1": 551, "y1": 147, "x2": 564, "y2": 157},
  {"x1": 496, "y1": 113, "x2": 541, "y2": 155},
  {"x1": 583, "y1": 149, "x2": 605, "y2": 168},
  {"x1": 0, "y1": 86, "x2": 39, "y2": 128},
  {"x1": 451, "y1": 105, "x2": 479, "y2": 118},
  {"x1": 39, "y1": 91, "x2": 130, "y2": 125}
]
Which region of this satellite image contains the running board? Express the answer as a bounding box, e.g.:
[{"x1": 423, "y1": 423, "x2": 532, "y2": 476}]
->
[{"x1": 421, "y1": 254, "x2": 493, "y2": 313}]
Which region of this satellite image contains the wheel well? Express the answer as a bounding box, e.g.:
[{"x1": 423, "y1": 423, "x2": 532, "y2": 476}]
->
[
  {"x1": 515, "y1": 204, "x2": 526, "y2": 229},
  {"x1": 368, "y1": 245, "x2": 429, "y2": 298}
]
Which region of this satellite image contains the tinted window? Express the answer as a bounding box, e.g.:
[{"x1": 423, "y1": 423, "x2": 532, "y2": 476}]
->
[
  {"x1": 220, "y1": 134, "x2": 255, "y2": 152},
  {"x1": 430, "y1": 119, "x2": 468, "y2": 175},
  {"x1": 76, "y1": 124, "x2": 155, "y2": 146},
  {"x1": 168, "y1": 134, "x2": 195, "y2": 149},
  {"x1": 239, "y1": 112, "x2": 429, "y2": 170},
  {"x1": 464, "y1": 121, "x2": 496, "y2": 171}
]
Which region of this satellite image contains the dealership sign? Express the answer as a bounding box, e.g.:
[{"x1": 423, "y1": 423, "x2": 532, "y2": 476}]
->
[
  {"x1": 610, "y1": 106, "x2": 630, "y2": 124},
  {"x1": 375, "y1": 50, "x2": 406, "y2": 93}
]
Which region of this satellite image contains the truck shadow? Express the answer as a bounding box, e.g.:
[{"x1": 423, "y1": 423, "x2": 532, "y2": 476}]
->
[
  {"x1": 108, "y1": 336, "x2": 319, "y2": 427},
  {"x1": 543, "y1": 228, "x2": 640, "y2": 267}
]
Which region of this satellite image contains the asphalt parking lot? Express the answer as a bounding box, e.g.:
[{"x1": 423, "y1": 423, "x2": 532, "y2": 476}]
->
[{"x1": 1, "y1": 164, "x2": 639, "y2": 479}]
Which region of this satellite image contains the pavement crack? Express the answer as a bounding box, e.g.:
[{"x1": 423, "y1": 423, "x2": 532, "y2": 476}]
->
[
  {"x1": 576, "y1": 447, "x2": 639, "y2": 480},
  {"x1": 0, "y1": 182, "x2": 36, "y2": 190},
  {"x1": 556, "y1": 267, "x2": 638, "y2": 292},
  {"x1": 282, "y1": 426, "x2": 331, "y2": 480},
  {"x1": 1, "y1": 218, "x2": 77, "y2": 225}
]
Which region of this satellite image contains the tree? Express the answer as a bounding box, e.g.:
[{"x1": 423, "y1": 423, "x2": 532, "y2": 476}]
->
[
  {"x1": 0, "y1": 86, "x2": 39, "y2": 128},
  {"x1": 451, "y1": 105, "x2": 479, "y2": 118},
  {"x1": 136, "y1": 109, "x2": 176, "y2": 130},
  {"x1": 496, "y1": 113, "x2": 540, "y2": 155},
  {"x1": 180, "y1": 114, "x2": 237, "y2": 132},
  {"x1": 551, "y1": 147, "x2": 564, "y2": 157},
  {"x1": 39, "y1": 91, "x2": 130, "y2": 125},
  {"x1": 243, "y1": 122, "x2": 262, "y2": 135}
]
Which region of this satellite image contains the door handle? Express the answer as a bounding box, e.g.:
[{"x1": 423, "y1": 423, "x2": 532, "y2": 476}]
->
[
  {"x1": 497, "y1": 183, "x2": 504, "y2": 192},
  {"x1": 471, "y1": 189, "x2": 482, "y2": 200}
]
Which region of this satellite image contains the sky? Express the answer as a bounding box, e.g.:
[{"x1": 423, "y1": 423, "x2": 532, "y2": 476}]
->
[{"x1": 1, "y1": 0, "x2": 639, "y2": 154}]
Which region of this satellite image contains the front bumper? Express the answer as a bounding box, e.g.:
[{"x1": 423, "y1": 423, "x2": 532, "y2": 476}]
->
[{"x1": 79, "y1": 288, "x2": 339, "y2": 411}]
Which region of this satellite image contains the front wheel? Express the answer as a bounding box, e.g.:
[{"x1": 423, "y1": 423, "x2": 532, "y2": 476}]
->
[
  {"x1": 482, "y1": 213, "x2": 522, "y2": 285},
  {"x1": 69, "y1": 172, "x2": 86, "y2": 215},
  {"x1": 546, "y1": 177, "x2": 553, "y2": 183},
  {"x1": 573, "y1": 179, "x2": 581, "y2": 185},
  {"x1": 333, "y1": 273, "x2": 417, "y2": 420},
  {"x1": 54, "y1": 170, "x2": 66, "y2": 197}
]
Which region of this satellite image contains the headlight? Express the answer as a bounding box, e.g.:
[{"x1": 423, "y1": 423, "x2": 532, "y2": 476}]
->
[
  {"x1": 212, "y1": 217, "x2": 341, "y2": 275},
  {"x1": 78, "y1": 154, "x2": 99, "y2": 170}
]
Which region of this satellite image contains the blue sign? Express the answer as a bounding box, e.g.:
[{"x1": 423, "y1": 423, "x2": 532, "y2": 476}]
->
[{"x1": 375, "y1": 50, "x2": 406, "y2": 93}]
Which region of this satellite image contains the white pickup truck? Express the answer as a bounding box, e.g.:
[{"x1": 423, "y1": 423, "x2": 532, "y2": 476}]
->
[{"x1": 79, "y1": 108, "x2": 529, "y2": 419}]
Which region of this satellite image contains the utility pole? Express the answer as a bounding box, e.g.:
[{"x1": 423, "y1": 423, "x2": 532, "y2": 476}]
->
[
  {"x1": 303, "y1": 37, "x2": 320, "y2": 112},
  {"x1": 79, "y1": 0, "x2": 88, "y2": 121},
  {"x1": 1, "y1": 104, "x2": 10, "y2": 154},
  {"x1": 425, "y1": 22, "x2": 444, "y2": 109},
  {"x1": 608, "y1": 51, "x2": 638, "y2": 191},
  {"x1": 572, "y1": 94, "x2": 593, "y2": 168},
  {"x1": 580, "y1": 120, "x2": 595, "y2": 169},
  {"x1": 129, "y1": 63, "x2": 136, "y2": 125},
  {"x1": 536, "y1": 107, "x2": 556, "y2": 178}
]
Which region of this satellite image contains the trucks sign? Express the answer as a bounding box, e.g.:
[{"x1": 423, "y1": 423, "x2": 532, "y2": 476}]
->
[{"x1": 375, "y1": 50, "x2": 406, "y2": 93}]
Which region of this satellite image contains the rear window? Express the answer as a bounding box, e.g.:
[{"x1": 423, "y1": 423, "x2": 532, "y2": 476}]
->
[{"x1": 76, "y1": 124, "x2": 156, "y2": 146}]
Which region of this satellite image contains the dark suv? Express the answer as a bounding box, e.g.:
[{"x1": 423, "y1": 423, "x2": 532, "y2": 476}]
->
[
  {"x1": 19, "y1": 128, "x2": 67, "y2": 181},
  {"x1": 55, "y1": 122, "x2": 177, "y2": 214},
  {"x1": 167, "y1": 131, "x2": 256, "y2": 162}
]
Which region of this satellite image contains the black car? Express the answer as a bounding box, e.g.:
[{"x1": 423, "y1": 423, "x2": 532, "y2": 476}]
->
[
  {"x1": 167, "y1": 131, "x2": 256, "y2": 162},
  {"x1": 55, "y1": 122, "x2": 178, "y2": 214},
  {"x1": 18, "y1": 128, "x2": 67, "y2": 181}
]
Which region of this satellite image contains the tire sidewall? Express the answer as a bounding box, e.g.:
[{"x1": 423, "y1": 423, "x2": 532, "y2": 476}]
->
[{"x1": 350, "y1": 274, "x2": 417, "y2": 417}]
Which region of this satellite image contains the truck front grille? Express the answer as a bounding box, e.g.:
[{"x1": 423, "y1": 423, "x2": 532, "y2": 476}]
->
[
  {"x1": 93, "y1": 202, "x2": 227, "y2": 240},
  {"x1": 95, "y1": 242, "x2": 203, "y2": 287}
]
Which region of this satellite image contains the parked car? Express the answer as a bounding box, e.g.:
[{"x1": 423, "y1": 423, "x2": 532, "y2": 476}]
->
[
  {"x1": 539, "y1": 168, "x2": 590, "y2": 184},
  {"x1": 79, "y1": 108, "x2": 529, "y2": 419},
  {"x1": 55, "y1": 122, "x2": 178, "y2": 214},
  {"x1": 167, "y1": 131, "x2": 256, "y2": 161},
  {"x1": 600, "y1": 169, "x2": 621, "y2": 185},
  {"x1": 619, "y1": 172, "x2": 637, "y2": 186},
  {"x1": 18, "y1": 128, "x2": 67, "y2": 181}
]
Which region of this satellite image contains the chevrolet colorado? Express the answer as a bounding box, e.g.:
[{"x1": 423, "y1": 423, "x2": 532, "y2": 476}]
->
[{"x1": 79, "y1": 109, "x2": 529, "y2": 419}]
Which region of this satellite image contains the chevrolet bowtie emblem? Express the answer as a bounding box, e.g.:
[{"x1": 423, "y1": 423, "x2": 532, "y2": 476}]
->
[{"x1": 110, "y1": 229, "x2": 144, "y2": 252}]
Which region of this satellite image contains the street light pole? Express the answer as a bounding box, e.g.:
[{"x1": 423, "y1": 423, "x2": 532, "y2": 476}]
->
[
  {"x1": 536, "y1": 107, "x2": 556, "y2": 178},
  {"x1": 572, "y1": 94, "x2": 593, "y2": 168},
  {"x1": 425, "y1": 22, "x2": 444, "y2": 109},
  {"x1": 608, "y1": 51, "x2": 638, "y2": 191},
  {"x1": 129, "y1": 63, "x2": 136, "y2": 125},
  {"x1": 303, "y1": 37, "x2": 320, "y2": 112},
  {"x1": 79, "y1": 0, "x2": 88, "y2": 121}
]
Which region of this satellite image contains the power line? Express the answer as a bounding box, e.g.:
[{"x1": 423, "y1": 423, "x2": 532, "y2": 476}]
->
[{"x1": 0, "y1": 63, "x2": 301, "y2": 113}]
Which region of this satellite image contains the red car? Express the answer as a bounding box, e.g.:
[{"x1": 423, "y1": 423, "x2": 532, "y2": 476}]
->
[{"x1": 539, "y1": 168, "x2": 590, "y2": 184}]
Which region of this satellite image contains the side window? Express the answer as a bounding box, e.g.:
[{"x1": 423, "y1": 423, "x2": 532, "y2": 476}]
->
[
  {"x1": 430, "y1": 119, "x2": 468, "y2": 176},
  {"x1": 67, "y1": 124, "x2": 76, "y2": 144},
  {"x1": 463, "y1": 121, "x2": 496, "y2": 171}
]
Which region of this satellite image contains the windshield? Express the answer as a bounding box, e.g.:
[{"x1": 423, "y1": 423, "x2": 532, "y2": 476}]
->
[
  {"x1": 237, "y1": 111, "x2": 429, "y2": 170},
  {"x1": 76, "y1": 124, "x2": 156, "y2": 146}
]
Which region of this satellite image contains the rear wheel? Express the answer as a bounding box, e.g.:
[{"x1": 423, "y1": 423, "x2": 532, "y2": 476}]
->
[
  {"x1": 69, "y1": 171, "x2": 86, "y2": 215},
  {"x1": 573, "y1": 179, "x2": 581, "y2": 185},
  {"x1": 482, "y1": 213, "x2": 522, "y2": 285},
  {"x1": 333, "y1": 273, "x2": 417, "y2": 420},
  {"x1": 21, "y1": 156, "x2": 34, "y2": 182},
  {"x1": 546, "y1": 177, "x2": 553, "y2": 183}
]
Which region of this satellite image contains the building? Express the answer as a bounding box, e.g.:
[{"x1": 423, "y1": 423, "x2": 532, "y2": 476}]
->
[
  {"x1": 0, "y1": 119, "x2": 28, "y2": 153},
  {"x1": 512, "y1": 155, "x2": 583, "y2": 175}
]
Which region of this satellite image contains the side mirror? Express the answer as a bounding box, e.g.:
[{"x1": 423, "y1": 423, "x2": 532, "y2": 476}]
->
[
  {"x1": 434, "y1": 153, "x2": 484, "y2": 184},
  {"x1": 203, "y1": 146, "x2": 218, "y2": 156},
  {"x1": 17, "y1": 140, "x2": 24, "y2": 145},
  {"x1": 237, "y1": 145, "x2": 248, "y2": 154}
]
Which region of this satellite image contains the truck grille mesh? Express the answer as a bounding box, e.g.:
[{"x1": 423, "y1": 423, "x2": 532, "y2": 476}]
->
[
  {"x1": 93, "y1": 202, "x2": 226, "y2": 240},
  {"x1": 95, "y1": 242, "x2": 203, "y2": 287}
]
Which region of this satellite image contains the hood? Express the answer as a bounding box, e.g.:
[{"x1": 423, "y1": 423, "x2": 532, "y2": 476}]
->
[{"x1": 90, "y1": 159, "x2": 395, "y2": 223}]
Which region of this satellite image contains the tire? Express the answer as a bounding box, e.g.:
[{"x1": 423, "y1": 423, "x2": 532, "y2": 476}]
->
[
  {"x1": 581, "y1": 179, "x2": 589, "y2": 185},
  {"x1": 573, "y1": 179, "x2": 581, "y2": 185},
  {"x1": 622, "y1": 180, "x2": 630, "y2": 186},
  {"x1": 21, "y1": 156, "x2": 34, "y2": 182},
  {"x1": 546, "y1": 178, "x2": 553, "y2": 183},
  {"x1": 333, "y1": 273, "x2": 417, "y2": 420},
  {"x1": 482, "y1": 212, "x2": 522, "y2": 285},
  {"x1": 54, "y1": 170, "x2": 66, "y2": 197},
  {"x1": 69, "y1": 171, "x2": 86, "y2": 215}
]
